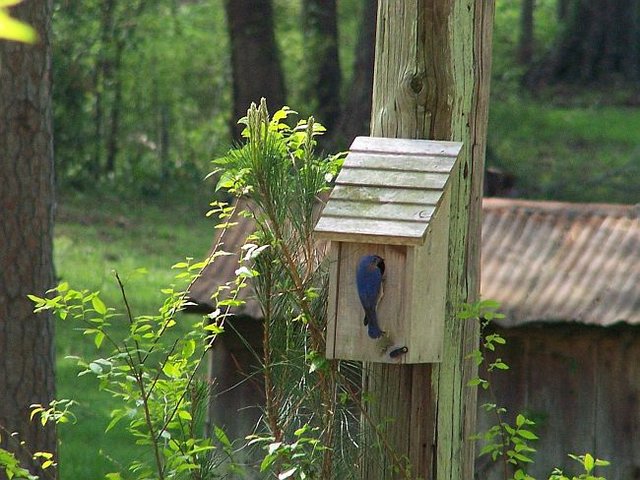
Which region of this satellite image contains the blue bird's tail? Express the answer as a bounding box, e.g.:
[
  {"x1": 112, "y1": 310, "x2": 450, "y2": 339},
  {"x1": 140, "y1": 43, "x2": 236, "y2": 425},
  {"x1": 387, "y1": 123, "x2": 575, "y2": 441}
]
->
[{"x1": 365, "y1": 308, "x2": 383, "y2": 339}]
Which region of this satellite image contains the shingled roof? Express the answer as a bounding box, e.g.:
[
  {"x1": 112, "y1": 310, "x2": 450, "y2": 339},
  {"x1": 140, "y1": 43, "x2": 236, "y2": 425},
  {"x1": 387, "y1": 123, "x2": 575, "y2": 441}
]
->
[
  {"x1": 188, "y1": 198, "x2": 640, "y2": 327},
  {"x1": 314, "y1": 136, "x2": 462, "y2": 245}
]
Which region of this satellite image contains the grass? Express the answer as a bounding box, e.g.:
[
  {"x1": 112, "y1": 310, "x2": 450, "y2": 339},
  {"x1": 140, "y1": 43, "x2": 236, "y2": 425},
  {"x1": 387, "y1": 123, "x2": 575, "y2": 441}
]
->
[
  {"x1": 53, "y1": 187, "x2": 218, "y2": 478},
  {"x1": 488, "y1": 96, "x2": 640, "y2": 204}
]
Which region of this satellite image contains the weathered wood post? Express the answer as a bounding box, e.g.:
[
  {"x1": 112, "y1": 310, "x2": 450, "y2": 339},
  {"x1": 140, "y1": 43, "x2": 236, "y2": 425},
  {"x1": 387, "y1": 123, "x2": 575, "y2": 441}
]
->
[{"x1": 361, "y1": 1, "x2": 494, "y2": 479}]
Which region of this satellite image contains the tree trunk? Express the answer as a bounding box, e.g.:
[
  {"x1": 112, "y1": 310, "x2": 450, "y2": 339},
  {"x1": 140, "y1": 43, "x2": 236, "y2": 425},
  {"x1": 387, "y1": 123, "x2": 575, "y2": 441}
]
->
[
  {"x1": 105, "y1": 37, "x2": 123, "y2": 175},
  {"x1": 328, "y1": 0, "x2": 377, "y2": 150},
  {"x1": 531, "y1": 0, "x2": 640, "y2": 86},
  {"x1": 362, "y1": 1, "x2": 494, "y2": 479},
  {"x1": 0, "y1": 0, "x2": 56, "y2": 476},
  {"x1": 224, "y1": 0, "x2": 286, "y2": 139},
  {"x1": 302, "y1": 0, "x2": 341, "y2": 131},
  {"x1": 557, "y1": 0, "x2": 570, "y2": 21},
  {"x1": 94, "y1": 0, "x2": 116, "y2": 176},
  {"x1": 517, "y1": 0, "x2": 535, "y2": 66}
]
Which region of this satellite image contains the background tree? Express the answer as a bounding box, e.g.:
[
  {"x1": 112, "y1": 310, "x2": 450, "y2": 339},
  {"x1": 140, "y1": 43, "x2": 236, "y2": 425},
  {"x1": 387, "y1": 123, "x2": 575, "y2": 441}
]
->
[
  {"x1": 328, "y1": 0, "x2": 377, "y2": 149},
  {"x1": 0, "y1": 0, "x2": 56, "y2": 475},
  {"x1": 517, "y1": 0, "x2": 535, "y2": 66},
  {"x1": 530, "y1": 0, "x2": 640, "y2": 86},
  {"x1": 53, "y1": 0, "x2": 228, "y2": 190},
  {"x1": 224, "y1": 0, "x2": 286, "y2": 140},
  {"x1": 301, "y1": 0, "x2": 341, "y2": 131}
]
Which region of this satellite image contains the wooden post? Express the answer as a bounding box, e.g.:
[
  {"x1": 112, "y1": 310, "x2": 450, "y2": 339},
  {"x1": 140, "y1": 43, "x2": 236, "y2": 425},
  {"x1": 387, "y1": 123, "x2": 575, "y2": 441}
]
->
[{"x1": 362, "y1": 1, "x2": 494, "y2": 479}]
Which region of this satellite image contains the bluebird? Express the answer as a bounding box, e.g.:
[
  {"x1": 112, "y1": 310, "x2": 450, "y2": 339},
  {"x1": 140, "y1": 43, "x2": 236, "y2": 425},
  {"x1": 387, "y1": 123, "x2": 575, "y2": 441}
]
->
[{"x1": 356, "y1": 254, "x2": 385, "y2": 339}]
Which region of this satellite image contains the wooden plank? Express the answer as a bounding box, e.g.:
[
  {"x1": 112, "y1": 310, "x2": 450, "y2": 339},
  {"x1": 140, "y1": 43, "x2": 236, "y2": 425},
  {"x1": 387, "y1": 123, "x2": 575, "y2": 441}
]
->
[
  {"x1": 406, "y1": 189, "x2": 450, "y2": 363},
  {"x1": 344, "y1": 152, "x2": 457, "y2": 173},
  {"x1": 361, "y1": 0, "x2": 493, "y2": 477},
  {"x1": 329, "y1": 243, "x2": 411, "y2": 363},
  {"x1": 330, "y1": 184, "x2": 444, "y2": 205},
  {"x1": 314, "y1": 216, "x2": 428, "y2": 245},
  {"x1": 325, "y1": 243, "x2": 340, "y2": 359},
  {"x1": 322, "y1": 199, "x2": 435, "y2": 223},
  {"x1": 351, "y1": 136, "x2": 463, "y2": 157},
  {"x1": 336, "y1": 168, "x2": 449, "y2": 190}
]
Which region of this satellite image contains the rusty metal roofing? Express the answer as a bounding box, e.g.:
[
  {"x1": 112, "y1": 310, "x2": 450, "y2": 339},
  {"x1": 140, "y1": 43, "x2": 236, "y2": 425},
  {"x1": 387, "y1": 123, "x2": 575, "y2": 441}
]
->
[
  {"x1": 482, "y1": 198, "x2": 640, "y2": 327},
  {"x1": 187, "y1": 201, "x2": 262, "y2": 318},
  {"x1": 189, "y1": 198, "x2": 640, "y2": 327}
]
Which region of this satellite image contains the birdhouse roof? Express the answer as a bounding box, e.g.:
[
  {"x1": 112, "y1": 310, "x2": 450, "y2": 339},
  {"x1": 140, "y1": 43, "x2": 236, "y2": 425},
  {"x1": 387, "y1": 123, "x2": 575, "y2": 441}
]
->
[{"x1": 314, "y1": 136, "x2": 462, "y2": 246}]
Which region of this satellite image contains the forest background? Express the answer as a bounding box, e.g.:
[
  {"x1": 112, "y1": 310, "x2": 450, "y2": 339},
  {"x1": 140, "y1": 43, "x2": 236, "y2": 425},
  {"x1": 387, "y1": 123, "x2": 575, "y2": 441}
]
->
[{"x1": 4, "y1": 0, "x2": 640, "y2": 477}]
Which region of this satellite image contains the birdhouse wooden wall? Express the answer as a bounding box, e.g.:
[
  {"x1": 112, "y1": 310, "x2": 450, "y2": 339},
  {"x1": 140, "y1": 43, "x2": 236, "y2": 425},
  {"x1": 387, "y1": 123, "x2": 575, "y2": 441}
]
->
[{"x1": 314, "y1": 136, "x2": 462, "y2": 364}]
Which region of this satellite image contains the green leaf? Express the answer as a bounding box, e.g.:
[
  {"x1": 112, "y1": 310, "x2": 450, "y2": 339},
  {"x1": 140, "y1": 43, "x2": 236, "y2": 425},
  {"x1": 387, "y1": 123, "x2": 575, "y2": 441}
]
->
[
  {"x1": 94, "y1": 331, "x2": 105, "y2": 349},
  {"x1": 89, "y1": 362, "x2": 103, "y2": 374},
  {"x1": 177, "y1": 410, "x2": 192, "y2": 421},
  {"x1": 584, "y1": 453, "x2": 594, "y2": 472},
  {"x1": 162, "y1": 361, "x2": 180, "y2": 378},
  {"x1": 214, "y1": 426, "x2": 232, "y2": 448},
  {"x1": 260, "y1": 453, "x2": 277, "y2": 472},
  {"x1": 517, "y1": 429, "x2": 538, "y2": 440},
  {"x1": 181, "y1": 339, "x2": 196, "y2": 359},
  {"x1": 0, "y1": 7, "x2": 37, "y2": 43},
  {"x1": 91, "y1": 296, "x2": 107, "y2": 315}
]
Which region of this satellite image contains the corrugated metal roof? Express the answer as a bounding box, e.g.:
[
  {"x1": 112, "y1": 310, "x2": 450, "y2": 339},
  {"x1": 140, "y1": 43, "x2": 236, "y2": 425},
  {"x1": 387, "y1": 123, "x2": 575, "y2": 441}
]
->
[
  {"x1": 314, "y1": 136, "x2": 462, "y2": 246},
  {"x1": 189, "y1": 198, "x2": 640, "y2": 327},
  {"x1": 482, "y1": 198, "x2": 640, "y2": 326},
  {"x1": 187, "y1": 201, "x2": 262, "y2": 318}
]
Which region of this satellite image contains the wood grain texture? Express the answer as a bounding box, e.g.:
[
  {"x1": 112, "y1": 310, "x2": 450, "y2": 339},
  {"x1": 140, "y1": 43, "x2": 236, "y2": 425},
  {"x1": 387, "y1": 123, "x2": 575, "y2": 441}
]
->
[
  {"x1": 315, "y1": 135, "x2": 461, "y2": 246},
  {"x1": 478, "y1": 325, "x2": 640, "y2": 480},
  {"x1": 322, "y1": 200, "x2": 435, "y2": 223},
  {"x1": 345, "y1": 152, "x2": 457, "y2": 173},
  {"x1": 327, "y1": 242, "x2": 410, "y2": 363},
  {"x1": 325, "y1": 218, "x2": 448, "y2": 363},
  {"x1": 315, "y1": 217, "x2": 428, "y2": 245},
  {"x1": 351, "y1": 136, "x2": 463, "y2": 157},
  {"x1": 361, "y1": 0, "x2": 495, "y2": 479}
]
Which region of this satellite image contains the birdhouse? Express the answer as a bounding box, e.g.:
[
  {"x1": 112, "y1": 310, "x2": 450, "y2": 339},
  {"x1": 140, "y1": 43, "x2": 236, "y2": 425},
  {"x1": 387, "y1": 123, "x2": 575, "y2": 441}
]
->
[{"x1": 314, "y1": 136, "x2": 463, "y2": 364}]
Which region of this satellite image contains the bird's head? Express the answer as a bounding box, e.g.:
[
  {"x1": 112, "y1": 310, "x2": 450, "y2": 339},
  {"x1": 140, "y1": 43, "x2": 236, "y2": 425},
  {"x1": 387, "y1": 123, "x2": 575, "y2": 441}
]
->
[{"x1": 372, "y1": 255, "x2": 385, "y2": 275}]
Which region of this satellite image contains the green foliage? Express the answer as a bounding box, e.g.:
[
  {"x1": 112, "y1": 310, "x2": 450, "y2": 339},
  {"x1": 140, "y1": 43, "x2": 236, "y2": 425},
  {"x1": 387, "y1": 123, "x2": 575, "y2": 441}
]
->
[
  {"x1": 27, "y1": 230, "x2": 257, "y2": 479},
  {"x1": 464, "y1": 300, "x2": 610, "y2": 480},
  {"x1": 0, "y1": 448, "x2": 39, "y2": 480},
  {"x1": 549, "y1": 453, "x2": 610, "y2": 480},
  {"x1": 50, "y1": 190, "x2": 215, "y2": 477},
  {"x1": 52, "y1": 0, "x2": 229, "y2": 191},
  {"x1": 212, "y1": 100, "x2": 351, "y2": 478}
]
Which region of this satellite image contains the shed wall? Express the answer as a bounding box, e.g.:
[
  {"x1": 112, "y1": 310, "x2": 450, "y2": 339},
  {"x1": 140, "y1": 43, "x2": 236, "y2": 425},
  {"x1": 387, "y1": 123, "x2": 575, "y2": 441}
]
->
[{"x1": 476, "y1": 324, "x2": 640, "y2": 480}]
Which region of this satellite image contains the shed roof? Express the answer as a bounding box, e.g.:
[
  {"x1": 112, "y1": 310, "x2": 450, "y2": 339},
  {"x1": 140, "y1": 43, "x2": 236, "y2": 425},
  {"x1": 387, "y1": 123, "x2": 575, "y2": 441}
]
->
[
  {"x1": 314, "y1": 136, "x2": 462, "y2": 246},
  {"x1": 188, "y1": 198, "x2": 640, "y2": 328},
  {"x1": 482, "y1": 198, "x2": 640, "y2": 327}
]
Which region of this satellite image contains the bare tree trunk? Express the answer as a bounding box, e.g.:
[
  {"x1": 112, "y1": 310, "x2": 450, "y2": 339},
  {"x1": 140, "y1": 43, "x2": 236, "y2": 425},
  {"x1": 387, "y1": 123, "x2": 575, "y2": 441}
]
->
[
  {"x1": 94, "y1": 0, "x2": 116, "y2": 176},
  {"x1": 106, "y1": 38, "x2": 123, "y2": 175},
  {"x1": 224, "y1": 0, "x2": 286, "y2": 139},
  {"x1": 302, "y1": 0, "x2": 341, "y2": 131},
  {"x1": 518, "y1": 0, "x2": 535, "y2": 65},
  {"x1": 362, "y1": 0, "x2": 494, "y2": 478},
  {"x1": 0, "y1": 0, "x2": 56, "y2": 476},
  {"x1": 557, "y1": 0, "x2": 570, "y2": 21},
  {"x1": 159, "y1": 104, "x2": 170, "y2": 182},
  {"x1": 328, "y1": 0, "x2": 377, "y2": 150},
  {"x1": 531, "y1": 0, "x2": 640, "y2": 86}
]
